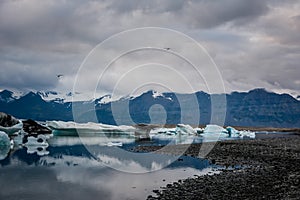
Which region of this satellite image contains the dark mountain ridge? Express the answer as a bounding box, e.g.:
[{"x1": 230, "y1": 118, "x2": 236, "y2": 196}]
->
[{"x1": 0, "y1": 88, "x2": 299, "y2": 127}]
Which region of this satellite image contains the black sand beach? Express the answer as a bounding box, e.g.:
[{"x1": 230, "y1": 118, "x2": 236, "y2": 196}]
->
[{"x1": 134, "y1": 133, "x2": 300, "y2": 199}]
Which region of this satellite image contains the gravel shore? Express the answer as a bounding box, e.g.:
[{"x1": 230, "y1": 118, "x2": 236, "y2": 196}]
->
[{"x1": 134, "y1": 134, "x2": 300, "y2": 199}]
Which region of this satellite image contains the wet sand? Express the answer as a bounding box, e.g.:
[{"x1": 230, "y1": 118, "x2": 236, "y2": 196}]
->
[{"x1": 134, "y1": 134, "x2": 300, "y2": 199}]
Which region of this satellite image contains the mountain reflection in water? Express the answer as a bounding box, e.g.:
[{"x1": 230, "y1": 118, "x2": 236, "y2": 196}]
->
[{"x1": 0, "y1": 136, "x2": 215, "y2": 200}]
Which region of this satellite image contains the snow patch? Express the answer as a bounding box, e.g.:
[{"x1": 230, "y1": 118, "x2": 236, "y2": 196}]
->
[
  {"x1": 96, "y1": 94, "x2": 112, "y2": 105},
  {"x1": 152, "y1": 91, "x2": 164, "y2": 98}
]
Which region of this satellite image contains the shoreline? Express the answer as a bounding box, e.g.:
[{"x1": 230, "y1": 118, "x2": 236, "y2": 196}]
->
[{"x1": 134, "y1": 134, "x2": 300, "y2": 199}]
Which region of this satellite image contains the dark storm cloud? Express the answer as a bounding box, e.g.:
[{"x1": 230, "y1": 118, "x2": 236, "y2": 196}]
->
[
  {"x1": 0, "y1": 0, "x2": 299, "y2": 97},
  {"x1": 0, "y1": 0, "x2": 269, "y2": 50},
  {"x1": 180, "y1": 0, "x2": 269, "y2": 28}
]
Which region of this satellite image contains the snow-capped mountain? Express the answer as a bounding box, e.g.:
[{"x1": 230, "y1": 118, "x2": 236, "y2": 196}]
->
[
  {"x1": 0, "y1": 90, "x2": 15, "y2": 103},
  {"x1": 37, "y1": 91, "x2": 89, "y2": 103},
  {"x1": 0, "y1": 90, "x2": 24, "y2": 102}
]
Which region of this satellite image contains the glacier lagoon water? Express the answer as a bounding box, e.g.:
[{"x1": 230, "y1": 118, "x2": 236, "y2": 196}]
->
[{"x1": 0, "y1": 136, "x2": 216, "y2": 200}]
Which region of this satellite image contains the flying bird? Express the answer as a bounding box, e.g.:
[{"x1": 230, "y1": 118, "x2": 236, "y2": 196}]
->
[{"x1": 57, "y1": 74, "x2": 63, "y2": 78}]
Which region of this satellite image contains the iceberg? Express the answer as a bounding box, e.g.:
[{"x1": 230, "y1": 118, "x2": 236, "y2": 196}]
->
[
  {"x1": 149, "y1": 124, "x2": 198, "y2": 144},
  {"x1": 199, "y1": 124, "x2": 228, "y2": 142},
  {"x1": 0, "y1": 112, "x2": 22, "y2": 136},
  {"x1": 226, "y1": 126, "x2": 240, "y2": 137},
  {"x1": 226, "y1": 126, "x2": 255, "y2": 138},
  {"x1": 203, "y1": 124, "x2": 228, "y2": 134},
  {"x1": 22, "y1": 119, "x2": 52, "y2": 136},
  {"x1": 0, "y1": 131, "x2": 10, "y2": 146},
  {"x1": 150, "y1": 124, "x2": 196, "y2": 136},
  {"x1": 0, "y1": 131, "x2": 10, "y2": 160},
  {"x1": 46, "y1": 121, "x2": 136, "y2": 136},
  {"x1": 175, "y1": 124, "x2": 197, "y2": 135},
  {"x1": 202, "y1": 125, "x2": 256, "y2": 139},
  {"x1": 150, "y1": 131, "x2": 176, "y2": 140},
  {"x1": 239, "y1": 130, "x2": 255, "y2": 139},
  {"x1": 149, "y1": 127, "x2": 176, "y2": 135},
  {"x1": 106, "y1": 141, "x2": 123, "y2": 147},
  {"x1": 194, "y1": 127, "x2": 204, "y2": 134}
]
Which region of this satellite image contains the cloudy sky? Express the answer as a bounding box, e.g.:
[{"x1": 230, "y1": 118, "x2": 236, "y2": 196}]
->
[{"x1": 0, "y1": 0, "x2": 300, "y2": 98}]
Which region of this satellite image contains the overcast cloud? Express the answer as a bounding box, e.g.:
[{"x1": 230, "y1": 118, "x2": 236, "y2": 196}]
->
[{"x1": 0, "y1": 0, "x2": 300, "y2": 98}]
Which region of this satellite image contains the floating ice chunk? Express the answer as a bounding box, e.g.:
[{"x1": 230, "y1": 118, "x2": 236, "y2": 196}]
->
[
  {"x1": 106, "y1": 142, "x2": 123, "y2": 147},
  {"x1": 0, "y1": 113, "x2": 23, "y2": 136},
  {"x1": 22, "y1": 119, "x2": 51, "y2": 135},
  {"x1": 47, "y1": 121, "x2": 136, "y2": 136},
  {"x1": 0, "y1": 122, "x2": 22, "y2": 136},
  {"x1": 149, "y1": 129, "x2": 176, "y2": 141},
  {"x1": 150, "y1": 132, "x2": 176, "y2": 139},
  {"x1": 149, "y1": 128, "x2": 176, "y2": 135},
  {"x1": 200, "y1": 125, "x2": 229, "y2": 141},
  {"x1": 0, "y1": 131, "x2": 10, "y2": 146},
  {"x1": 239, "y1": 130, "x2": 255, "y2": 139},
  {"x1": 226, "y1": 126, "x2": 240, "y2": 137},
  {"x1": 226, "y1": 126, "x2": 255, "y2": 138},
  {"x1": 0, "y1": 112, "x2": 22, "y2": 135},
  {"x1": 202, "y1": 125, "x2": 256, "y2": 140},
  {"x1": 175, "y1": 124, "x2": 197, "y2": 135},
  {"x1": 149, "y1": 124, "x2": 196, "y2": 139},
  {"x1": 203, "y1": 124, "x2": 228, "y2": 134},
  {"x1": 149, "y1": 124, "x2": 198, "y2": 145},
  {"x1": 0, "y1": 131, "x2": 10, "y2": 160},
  {"x1": 194, "y1": 127, "x2": 204, "y2": 134}
]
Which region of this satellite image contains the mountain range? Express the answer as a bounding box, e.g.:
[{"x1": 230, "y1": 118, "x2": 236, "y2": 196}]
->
[{"x1": 0, "y1": 88, "x2": 300, "y2": 128}]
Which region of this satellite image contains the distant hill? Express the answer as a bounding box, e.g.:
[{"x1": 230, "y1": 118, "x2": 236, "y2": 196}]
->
[{"x1": 0, "y1": 88, "x2": 299, "y2": 127}]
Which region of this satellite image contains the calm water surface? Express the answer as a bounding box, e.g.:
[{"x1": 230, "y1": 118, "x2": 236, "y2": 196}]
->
[{"x1": 0, "y1": 136, "x2": 215, "y2": 200}]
